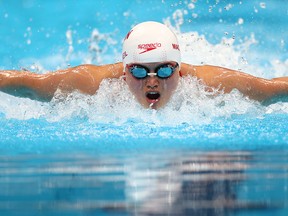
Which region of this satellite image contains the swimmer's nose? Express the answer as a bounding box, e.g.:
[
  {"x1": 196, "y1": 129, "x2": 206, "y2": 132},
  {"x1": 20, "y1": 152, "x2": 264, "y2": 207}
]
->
[{"x1": 146, "y1": 76, "x2": 159, "y2": 89}]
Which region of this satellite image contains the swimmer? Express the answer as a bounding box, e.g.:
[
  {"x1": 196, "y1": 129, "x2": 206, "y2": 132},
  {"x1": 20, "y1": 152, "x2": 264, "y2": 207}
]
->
[{"x1": 0, "y1": 21, "x2": 287, "y2": 109}]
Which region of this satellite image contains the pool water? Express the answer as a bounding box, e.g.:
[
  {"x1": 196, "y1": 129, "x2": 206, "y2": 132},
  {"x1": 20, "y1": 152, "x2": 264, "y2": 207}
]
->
[{"x1": 0, "y1": 0, "x2": 288, "y2": 215}]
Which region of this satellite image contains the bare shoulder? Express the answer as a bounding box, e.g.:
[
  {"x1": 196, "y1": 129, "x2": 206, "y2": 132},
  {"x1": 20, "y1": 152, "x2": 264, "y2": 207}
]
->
[
  {"x1": 55, "y1": 62, "x2": 123, "y2": 78},
  {"x1": 180, "y1": 63, "x2": 255, "y2": 86},
  {"x1": 52, "y1": 62, "x2": 124, "y2": 94},
  {"x1": 181, "y1": 63, "x2": 241, "y2": 78}
]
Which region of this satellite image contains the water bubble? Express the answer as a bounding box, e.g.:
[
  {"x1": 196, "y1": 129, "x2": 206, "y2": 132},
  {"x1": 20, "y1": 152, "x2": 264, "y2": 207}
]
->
[
  {"x1": 280, "y1": 39, "x2": 285, "y2": 48},
  {"x1": 240, "y1": 57, "x2": 248, "y2": 65},
  {"x1": 24, "y1": 27, "x2": 32, "y2": 44},
  {"x1": 192, "y1": 13, "x2": 198, "y2": 18},
  {"x1": 172, "y1": 9, "x2": 184, "y2": 29},
  {"x1": 260, "y1": 2, "x2": 266, "y2": 9},
  {"x1": 224, "y1": 4, "x2": 233, "y2": 11},
  {"x1": 65, "y1": 29, "x2": 74, "y2": 63},
  {"x1": 123, "y1": 11, "x2": 130, "y2": 17},
  {"x1": 238, "y1": 18, "x2": 244, "y2": 25},
  {"x1": 188, "y1": 3, "x2": 195, "y2": 10},
  {"x1": 209, "y1": 6, "x2": 213, "y2": 12}
]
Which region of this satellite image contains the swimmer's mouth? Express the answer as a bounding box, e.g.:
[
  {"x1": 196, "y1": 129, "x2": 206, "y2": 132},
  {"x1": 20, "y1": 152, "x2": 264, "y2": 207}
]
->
[{"x1": 146, "y1": 92, "x2": 161, "y2": 101}]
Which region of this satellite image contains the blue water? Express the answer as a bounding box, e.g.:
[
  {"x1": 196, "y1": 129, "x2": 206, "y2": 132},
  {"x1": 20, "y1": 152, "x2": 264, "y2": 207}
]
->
[{"x1": 0, "y1": 0, "x2": 288, "y2": 216}]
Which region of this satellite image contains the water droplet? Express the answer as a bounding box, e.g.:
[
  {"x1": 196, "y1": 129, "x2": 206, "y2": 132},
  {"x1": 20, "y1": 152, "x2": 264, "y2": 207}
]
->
[
  {"x1": 188, "y1": 3, "x2": 195, "y2": 9},
  {"x1": 238, "y1": 18, "x2": 244, "y2": 25},
  {"x1": 260, "y1": 2, "x2": 266, "y2": 9}
]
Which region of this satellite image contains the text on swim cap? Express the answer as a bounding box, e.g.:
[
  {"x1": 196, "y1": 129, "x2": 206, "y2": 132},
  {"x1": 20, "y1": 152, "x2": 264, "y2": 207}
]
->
[
  {"x1": 138, "y1": 43, "x2": 162, "y2": 49},
  {"x1": 138, "y1": 43, "x2": 161, "y2": 54},
  {"x1": 122, "y1": 51, "x2": 128, "y2": 60},
  {"x1": 172, "y1": 44, "x2": 180, "y2": 51}
]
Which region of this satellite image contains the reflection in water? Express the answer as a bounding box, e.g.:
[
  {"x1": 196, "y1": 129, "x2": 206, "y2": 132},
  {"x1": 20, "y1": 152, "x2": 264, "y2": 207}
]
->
[{"x1": 0, "y1": 150, "x2": 287, "y2": 216}]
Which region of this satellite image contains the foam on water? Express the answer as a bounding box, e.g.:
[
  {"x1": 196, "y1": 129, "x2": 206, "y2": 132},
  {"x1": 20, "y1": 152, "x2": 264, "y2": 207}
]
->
[
  {"x1": 87, "y1": 76, "x2": 262, "y2": 126},
  {"x1": 0, "y1": 72, "x2": 286, "y2": 127}
]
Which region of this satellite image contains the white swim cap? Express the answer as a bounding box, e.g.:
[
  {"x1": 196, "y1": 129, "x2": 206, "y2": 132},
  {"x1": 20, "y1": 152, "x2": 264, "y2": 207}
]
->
[{"x1": 122, "y1": 21, "x2": 181, "y2": 69}]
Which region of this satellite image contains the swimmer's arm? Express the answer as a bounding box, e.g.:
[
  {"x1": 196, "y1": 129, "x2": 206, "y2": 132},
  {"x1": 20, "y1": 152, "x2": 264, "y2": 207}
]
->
[
  {"x1": 0, "y1": 63, "x2": 123, "y2": 101},
  {"x1": 181, "y1": 63, "x2": 288, "y2": 102}
]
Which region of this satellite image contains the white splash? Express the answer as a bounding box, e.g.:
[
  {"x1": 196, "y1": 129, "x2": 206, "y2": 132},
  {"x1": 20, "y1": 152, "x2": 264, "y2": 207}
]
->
[
  {"x1": 1, "y1": 72, "x2": 286, "y2": 126},
  {"x1": 0, "y1": 8, "x2": 287, "y2": 125}
]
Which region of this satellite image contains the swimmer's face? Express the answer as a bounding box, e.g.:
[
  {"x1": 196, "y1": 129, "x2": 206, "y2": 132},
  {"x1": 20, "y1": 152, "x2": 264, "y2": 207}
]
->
[{"x1": 125, "y1": 61, "x2": 180, "y2": 109}]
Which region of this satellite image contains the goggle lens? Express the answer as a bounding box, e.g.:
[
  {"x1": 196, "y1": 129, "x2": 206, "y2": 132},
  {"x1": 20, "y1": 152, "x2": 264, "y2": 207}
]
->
[
  {"x1": 130, "y1": 67, "x2": 147, "y2": 78},
  {"x1": 129, "y1": 63, "x2": 178, "y2": 79},
  {"x1": 157, "y1": 65, "x2": 174, "y2": 78}
]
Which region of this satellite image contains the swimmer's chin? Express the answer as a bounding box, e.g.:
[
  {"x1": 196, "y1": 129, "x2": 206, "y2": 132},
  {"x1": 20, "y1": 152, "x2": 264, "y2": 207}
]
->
[
  {"x1": 144, "y1": 92, "x2": 162, "y2": 109},
  {"x1": 149, "y1": 102, "x2": 159, "y2": 109},
  {"x1": 140, "y1": 100, "x2": 163, "y2": 110}
]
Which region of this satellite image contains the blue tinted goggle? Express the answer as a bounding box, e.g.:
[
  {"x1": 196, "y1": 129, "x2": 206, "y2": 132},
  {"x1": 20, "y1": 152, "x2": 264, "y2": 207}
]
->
[{"x1": 128, "y1": 63, "x2": 179, "y2": 79}]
